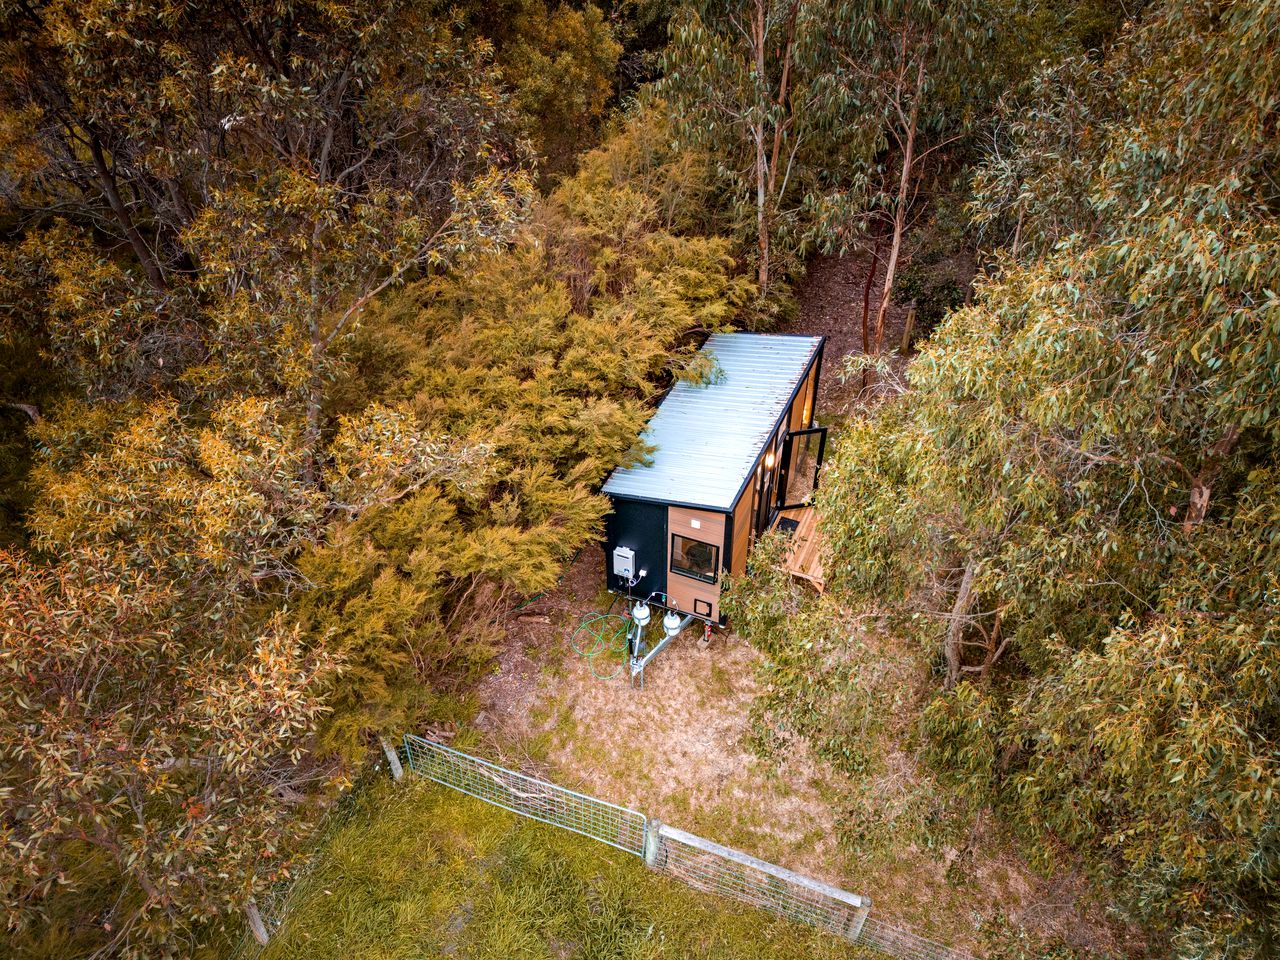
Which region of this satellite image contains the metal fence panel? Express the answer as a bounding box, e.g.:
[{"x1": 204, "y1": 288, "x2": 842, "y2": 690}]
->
[
  {"x1": 391, "y1": 736, "x2": 976, "y2": 960},
  {"x1": 402, "y1": 734, "x2": 647, "y2": 856},
  {"x1": 234, "y1": 737, "x2": 979, "y2": 960},
  {"x1": 859, "y1": 916, "x2": 978, "y2": 960},
  {"x1": 653, "y1": 823, "x2": 871, "y2": 942}
]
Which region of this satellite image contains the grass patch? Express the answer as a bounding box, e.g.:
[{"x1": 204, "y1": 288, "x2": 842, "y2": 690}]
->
[{"x1": 259, "y1": 776, "x2": 871, "y2": 960}]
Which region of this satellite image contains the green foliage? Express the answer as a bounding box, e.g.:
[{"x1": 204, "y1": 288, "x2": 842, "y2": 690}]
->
[
  {"x1": 657, "y1": 0, "x2": 1126, "y2": 304},
  {"x1": 496, "y1": 0, "x2": 623, "y2": 174},
  {"x1": 658, "y1": 0, "x2": 875, "y2": 291},
  {"x1": 2, "y1": 0, "x2": 533, "y2": 406},
  {"x1": 0, "y1": 553, "x2": 335, "y2": 958},
  {"x1": 8, "y1": 0, "x2": 1252, "y2": 954},
  {"x1": 919, "y1": 682, "x2": 999, "y2": 808},
  {"x1": 1008, "y1": 606, "x2": 1279, "y2": 953},
  {"x1": 559, "y1": 101, "x2": 722, "y2": 237},
  {"x1": 797, "y1": 1, "x2": 1280, "y2": 953},
  {"x1": 893, "y1": 190, "x2": 974, "y2": 344},
  {"x1": 895, "y1": 267, "x2": 965, "y2": 344},
  {"x1": 1, "y1": 386, "x2": 494, "y2": 953},
  {"x1": 722, "y1": 533, "x2": 918, "y2": 779},
  {"x1": 306, "y1": 128, "x2": 747, "y2": 758},
  {"x1": 817, "y1": 403, "x2": 948, "y2": 605}
]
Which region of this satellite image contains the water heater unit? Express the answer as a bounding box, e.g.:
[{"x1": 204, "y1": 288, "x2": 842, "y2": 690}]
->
[{"x1": 611, "y1": 545, "x2": 636, "y2": 580}]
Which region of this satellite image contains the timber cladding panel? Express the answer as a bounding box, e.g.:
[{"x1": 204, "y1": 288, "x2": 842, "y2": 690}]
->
[
  {"x1": 731, "y1": 487, "x2": 753, "y2": 576},
  {"x1": 789, "y1": 365, "x2": 817, "y2": 431},
  {"x1": 666, "y1": 506, "x2": 726, "y2": 620}
]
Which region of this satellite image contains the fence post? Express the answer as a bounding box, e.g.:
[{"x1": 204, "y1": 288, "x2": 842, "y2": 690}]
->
[
  {"x1": 642, "y1": 818, "x2": 663, "y2": 869},
  {"x1": 847, "y1": 903, "x2": 871, "y2": 943},
  {"x1": 380, "y1": 737, "x2": 404, "y2": 781},
  {"x1": 900, "y1": 299, "x2": 917, "y2": 355}
]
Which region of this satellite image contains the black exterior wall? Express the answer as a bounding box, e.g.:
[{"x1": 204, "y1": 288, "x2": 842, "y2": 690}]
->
[{"x1": 605, "y1": 497, "x2": 668, "y2": 599}]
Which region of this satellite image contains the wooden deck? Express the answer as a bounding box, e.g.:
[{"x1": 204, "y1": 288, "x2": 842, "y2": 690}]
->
[{"x1": 773, "y1": 506, "x2": 825, "y2": 592}]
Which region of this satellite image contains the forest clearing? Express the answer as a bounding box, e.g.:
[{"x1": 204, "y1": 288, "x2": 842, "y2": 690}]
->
[{"x1": 2, "y1": 1, "x2": 1277, "y2": 958}]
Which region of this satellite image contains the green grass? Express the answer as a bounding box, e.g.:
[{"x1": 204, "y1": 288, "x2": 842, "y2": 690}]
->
[{"x1": 258, "y1": 777, "x2": 872, "y2": 960}]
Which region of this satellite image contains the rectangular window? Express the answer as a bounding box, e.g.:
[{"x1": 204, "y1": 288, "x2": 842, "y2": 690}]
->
[{"x1": 670, "y1": 534, "x2": 719, "y2": 584}]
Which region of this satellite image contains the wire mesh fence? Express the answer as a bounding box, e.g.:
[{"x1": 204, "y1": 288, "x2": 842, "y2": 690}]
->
[
  {"x1": 859, "y1": 916, "x2": 980, "y2": 960},
  {"x1": 231, "y1": 736, "x2": 976, "y2": 960},
  {"x1": 401, "y1": 734, "x2": 978, "y2": 960},
  {"x1": 652, "y1": 822, "x2": 870, "y2": 941},
  {"x1": 402, "y1": 733, "x2": 647, "y2": 856}
]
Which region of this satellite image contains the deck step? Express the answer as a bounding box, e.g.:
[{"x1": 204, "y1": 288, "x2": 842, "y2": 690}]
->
[{"x1": 773, "y1": 507, "x2": 825, "y2": 593}]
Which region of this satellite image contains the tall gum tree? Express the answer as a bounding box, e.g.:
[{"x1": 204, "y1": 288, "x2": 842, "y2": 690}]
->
[
  {"x1": 659, "y1": 0, "x2": 871, "y2": 294},
  {"x1": 0, "y1": 0, "x2": 532, "y2": 417},
  {"x1": 0, "y1": 1, "x2": 534, "y2": 953},
  {"x1": 827, "y1": 0, "x2": 991, "y2": 354},
  {"x1": 807, "y1": 0, "x2": 1280, "y2": 950}
]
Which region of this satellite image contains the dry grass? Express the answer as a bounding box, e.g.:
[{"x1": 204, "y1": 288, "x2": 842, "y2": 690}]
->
[{"x1": 476, "y1": 549, "x2": 1145, "y2": 958}]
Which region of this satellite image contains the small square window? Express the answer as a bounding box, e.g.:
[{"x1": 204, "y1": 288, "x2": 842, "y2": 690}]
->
[{"x1": 671, "y1": 534, "x2": 719, "y2": 584}]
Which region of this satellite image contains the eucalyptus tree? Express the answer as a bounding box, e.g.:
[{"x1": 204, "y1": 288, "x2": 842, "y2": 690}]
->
[
  {"x1": 659, "y1": 0, "x2": 871, "y2": 294},
  {"x1": 1, "y1": 0, "x2": 532, "y2": 432},
  {"x1": 0, "y1": 1, "x2": 532, "y2": 952},
  {"x1": 826, "y1": 0, "x2": 993, "y2": 354},
  {"x1": 0, "y1": 395, "x2": 485, "y2": 954},
  {"x1": 802, "y1": 0, "x2": 1280, "y2": 950}
]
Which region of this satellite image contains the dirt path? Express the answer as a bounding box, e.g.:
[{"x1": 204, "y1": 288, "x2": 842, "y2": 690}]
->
[{"x1": 784, "y1": 251, "x2": 911, "y2": 416}]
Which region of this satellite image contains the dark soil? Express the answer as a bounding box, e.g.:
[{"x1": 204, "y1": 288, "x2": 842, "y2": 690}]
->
[
  {"x1": 785, "y1": 231, "x2": 980, "y2": 420},
  {"x1": 473, "y1": 545, "x2": 608, "y2": 735},
  {"x1": 782, "y1": 249, "x2": 912, "y2": 417}
]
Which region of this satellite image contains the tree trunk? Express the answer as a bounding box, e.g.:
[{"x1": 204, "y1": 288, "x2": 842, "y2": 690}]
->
[
  {"x1": 860, "y1": 242, "x2": 881, "y2": 391},
  {"x1": 1183, "y1": 424, "x2": 1242, "y2": 531},
  {"x1": 755, "y1": 121, "x2": 769, "y2": 294},
  {"x1": 303, "y1": 241, "x2": 324, "y2": 485},
  {"x1": 4, "y1": 402, "x2": 41, "y2": 423},
  {"x1": 752, "y1": 0, "x2": 769, "y2": 294},
  {"x1": 861, "y1": 243, "x2": 880, "y2": 355},
  {"x1": 944, "y1": 556, "x2": 977, "y2": 689},
  {"x1": 303, "y1": 352, "x2": 322, "y2": 485},
  {"x1": 872, "y1": 56, "x2": 925, "y2": 355},
  {"x1": 87, "y1": 132, "x2": 167, "y2": 293},
  {"x1": 766, "y1": 0, "x2": 801, "y2": 196},
  {"x1": 979, "y1": 610, "x2": 1007, "y2": 681}
]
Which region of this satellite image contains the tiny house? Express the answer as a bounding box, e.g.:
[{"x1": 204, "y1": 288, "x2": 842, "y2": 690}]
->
[{"x1": 602, "y1": 333, "x2": 827, "y2": 624}]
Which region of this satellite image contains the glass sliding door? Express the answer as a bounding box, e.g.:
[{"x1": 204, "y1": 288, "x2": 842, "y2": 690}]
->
[{"x1": 778, "y1": 427, "x2": 827, "y2": 510}]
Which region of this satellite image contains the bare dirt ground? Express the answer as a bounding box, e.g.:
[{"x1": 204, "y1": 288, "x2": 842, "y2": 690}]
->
[
  {"x1": 470, "y1": 251, "x2": 1147, "y2": 958},
  {"x1": 786, "y1": 250, "x2": 912, "y2": 417}
]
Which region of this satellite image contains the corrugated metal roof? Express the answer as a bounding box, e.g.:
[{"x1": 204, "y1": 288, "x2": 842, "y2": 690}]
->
[{"x1": 602, "y1": 333, "x2": 823, "y2": 511}]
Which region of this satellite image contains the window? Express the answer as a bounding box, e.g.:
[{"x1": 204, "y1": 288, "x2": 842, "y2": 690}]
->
[{"x1": 670, "y1": 534, "x2": 719, "y2": 584}]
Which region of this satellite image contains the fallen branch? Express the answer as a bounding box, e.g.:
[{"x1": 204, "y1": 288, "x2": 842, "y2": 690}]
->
[{"x1": 4, "y1": 402, "x2": 42, "y2": 423}]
